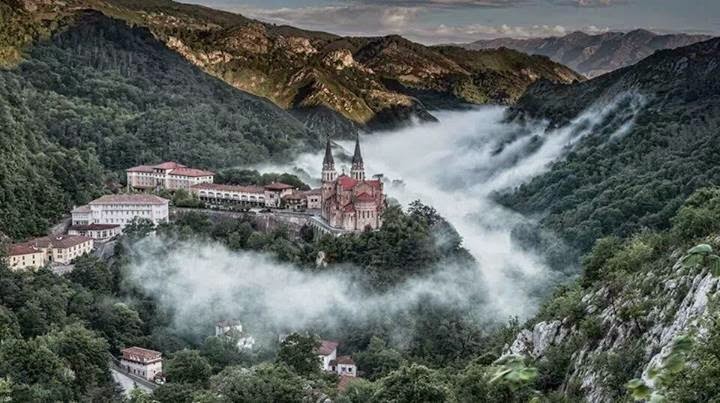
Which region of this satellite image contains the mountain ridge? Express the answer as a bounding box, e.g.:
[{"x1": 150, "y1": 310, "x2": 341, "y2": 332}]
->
[
  {"x1": 462, "y1": 29, "x2": 712, "y2": 78},
  {"x1": 5, "y1": 0, "x2": 583, "y2": 135}
]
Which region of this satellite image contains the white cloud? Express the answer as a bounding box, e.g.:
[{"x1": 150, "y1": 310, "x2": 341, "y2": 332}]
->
[{"x1": 240, "y1": 4, "x2": 610, "y2": 44}]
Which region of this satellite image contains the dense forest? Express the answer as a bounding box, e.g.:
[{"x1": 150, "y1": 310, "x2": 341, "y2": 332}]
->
[
  {"x1": 501, "y1": 37, "x2": 720, "y2": 252},
  {"x1": 0, "y1": 10, "x2": 320, "y2": 239},
  {"x1": 4, "y1": 185, "x2": 720, "y2": 402}
]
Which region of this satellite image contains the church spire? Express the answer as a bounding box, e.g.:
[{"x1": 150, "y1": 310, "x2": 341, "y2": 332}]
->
[
  {"x1": 352, "y1": 134, "x2": 363, "y2": 165},
  {"x1": 323, "y1": 137, "x2": 334, "y2": 167},
  {"x1": 321, "y1": 137, "x2": 337, "y2": 183},
  {"x1": 351, "y1": 134, "x2": 365, "y2": 181}
]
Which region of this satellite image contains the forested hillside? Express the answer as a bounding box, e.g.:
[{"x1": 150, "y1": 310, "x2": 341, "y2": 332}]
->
[
  {"x1": 501, "y1": 37, "x2": 720, "y2": 252},
  {"x1": 0, "y1": 10, "x2": 318, "y2": 239},
  {"x1": 4, "y1": 0, "x2": 583, "y2": 136}
]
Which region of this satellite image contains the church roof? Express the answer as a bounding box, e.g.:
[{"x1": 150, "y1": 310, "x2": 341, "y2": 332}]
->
[
  {"x1": 352, "y1": 135, "x2": 363, "y2": 165},
  {"x1": 343, "y1": 203, "x2": 356, "y2": 213},
  {"x1": 337, "y1": 175, "x2": 358, "y2": 190}
]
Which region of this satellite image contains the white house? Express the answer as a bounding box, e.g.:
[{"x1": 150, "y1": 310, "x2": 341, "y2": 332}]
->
[
  {"x1": 120, "y1": 347, "x2": 163, "y2": 382},
  {"x1": 215, "y1": 320, "x2": 255, "y2": 350},
  {"x1": 318, "y1": 340, "x2": 339, "y2": 372},
  {"x1": 72, "y1": 194, "x2": 169, "y2": 229},
  {"x1": 317, "y1": 340, "x2": 357, "y2": 377},
  {"x1": 331, "y1": 355, "x2": 357, "y2": 377}
]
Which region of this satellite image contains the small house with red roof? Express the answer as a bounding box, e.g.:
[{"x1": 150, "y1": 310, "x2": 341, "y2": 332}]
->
[
  {"x1": 120, "y1": 347, "x2": 163, "y2": 382},
  {"x1": 317, "y1": 340, "x2": 358, "y2": 377},
  {"x1": 319, "y1": 136, "x2": 385, "y2": 232}
]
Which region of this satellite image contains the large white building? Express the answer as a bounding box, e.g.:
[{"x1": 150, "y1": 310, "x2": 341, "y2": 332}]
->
[
  {"x1": 120, "y1": 347, "x2": 163, "y2": 382},
  {"x1": 72, "y1": 194, "x2": 169, "y2": 228},
  {"x1": 126, "y1": 161, "x2": 214, "y2": 191}
]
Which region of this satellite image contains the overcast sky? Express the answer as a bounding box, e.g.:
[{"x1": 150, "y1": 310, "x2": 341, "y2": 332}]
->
[{"x1": 183, "y1": 0, "x2": 719, "y2": 44}]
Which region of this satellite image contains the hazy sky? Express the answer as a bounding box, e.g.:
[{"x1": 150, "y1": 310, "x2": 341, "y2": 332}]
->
[{"x1": 184, "y1": 0, "x2": 719, "y2": 44}]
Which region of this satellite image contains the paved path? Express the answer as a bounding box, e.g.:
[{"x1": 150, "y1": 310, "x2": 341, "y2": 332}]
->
[{"x1": 110, "y1": 363, "x2": 158, "y2": 397}]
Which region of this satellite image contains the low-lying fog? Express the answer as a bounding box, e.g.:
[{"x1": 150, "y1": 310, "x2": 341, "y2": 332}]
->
[{"x1": 126, "y1": 94, "x2": 643, "y2": 341}]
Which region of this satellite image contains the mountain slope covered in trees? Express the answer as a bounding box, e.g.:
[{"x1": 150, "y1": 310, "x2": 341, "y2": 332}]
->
[
  {"x1": 500, "y1": 37, "x2": 720, "y2": 252},
  {"x1": 5, "y1": 0, "x2": 583, "y2": 135},
  {"x1": 464, "y1": 29, "x2": 711, "y2": 77},
  {"x1": 0, "y1": 9, "x2": 319, "y2": 239}
]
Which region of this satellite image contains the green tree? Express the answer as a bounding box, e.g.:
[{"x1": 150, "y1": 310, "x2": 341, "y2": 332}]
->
[
  {"x1": 202, "y1": 363, "x2": 306, "y2": 403},
  {"x1": 165, "y1": 349, "x2": 212, "y2": 385},
  {"x1": 354, "y1": 336, "x2": 404, "y2": 381},
  {"x1": 277, "y1": 333, "x2": 321, "y2": 377},
  {"x1": 375, "y1": 364, "x2": 455, "y2": 403}
]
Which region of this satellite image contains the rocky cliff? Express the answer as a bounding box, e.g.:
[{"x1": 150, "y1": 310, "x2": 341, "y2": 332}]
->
[{"x1": 503, "y1": 188, "x2": 720, "y2": 401}]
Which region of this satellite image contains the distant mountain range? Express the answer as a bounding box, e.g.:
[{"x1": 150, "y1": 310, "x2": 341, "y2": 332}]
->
[
  {"x1": 500, "y1": 36, "x2": 720, "y2": 251},
  {"x1": 3, "y1": 0, "x2": 582, "y2": 135},
  {"x1": 462, "y1": 29, "x2": 712, "y2": 78}
]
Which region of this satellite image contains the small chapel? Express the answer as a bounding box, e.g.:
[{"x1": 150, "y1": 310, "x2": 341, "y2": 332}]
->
[{"x1": 320, "y1": 136, "x2": 385, "y2": 232}]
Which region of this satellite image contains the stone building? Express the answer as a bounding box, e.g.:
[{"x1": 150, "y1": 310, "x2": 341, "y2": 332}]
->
[
  {"x1": 3, "y1": 235, "x2": 94, "y2": 270},
  {"x1": 191, "y1": 183, "x2": 267, "y2": 207},
  {"x1": 126, "y1": 162, "x2": 214, "y2": 191},
  {"x1": 120, "y1": 347, "x2": 163, "y2": 382},
  {"x1": 72, "y1": 194, "x2": 169, "y2": 228},
  {"x1": 320, "y1": 137, "x2": 385, "y2": 232}
]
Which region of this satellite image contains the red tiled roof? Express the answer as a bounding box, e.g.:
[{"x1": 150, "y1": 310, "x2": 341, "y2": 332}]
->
[
  {"x1": 337, "y1": 175, "x2": 357, "y2": 190},
  {"x1": 121, "y1": 347, "x2": 162, "y2": 363},
  {"x1": 191, "y1": 183, "x2": 265, "y2": 194},
  {"x1": 364, "y1": 179, "x2": 382, "y2": 189},
  {"x1": 343, "y1": 203, "x2": 356, "y2": 213},
  {"x1": 126, "y1": 165, "x2": 155, "y2": 173},
  {"x1": 169, "y1": 167, "x2": 215, "y2": 177},
  {"x1": 318, "y1": 340, "x2": 339, "y2": 356},
  {"x1": 264, "y1": 182, "x2": 295, "y2": 191},
  {"x1": 305, "y1": 188, "x2": 322, "y2": 195},
  {"x1": 336, "y1": 355, "x2": 355, "y2": 365},
  {"x1": 71, "y1": 205, "x2": 91, "y2": 213},
  {"x1": 31, "y1": 235, "x2": 93, "y2": 249},
  {"x1": 153, "y1": 162, "x2": 186, "y2": 170},
  {"x1": 90, "y1": 194, "x2": 169, "y2": 205},
  {"x1": 7, "y1": 243, "x2": 41, "y2": 256}
]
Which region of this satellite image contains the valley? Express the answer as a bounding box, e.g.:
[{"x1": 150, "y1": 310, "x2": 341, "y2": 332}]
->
[{"x1": 1, "y1": 0, "x2": 720, "y2": 402}]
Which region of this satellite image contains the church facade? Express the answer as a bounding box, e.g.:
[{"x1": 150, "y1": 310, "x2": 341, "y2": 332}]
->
[{"x1": 320, "y1": 137, "x2": 385, "y2": 232}]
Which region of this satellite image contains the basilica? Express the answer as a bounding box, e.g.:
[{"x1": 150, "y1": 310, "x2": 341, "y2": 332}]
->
[{"x1": 320, "y1": 137, "x2": 385, "y2": 232}]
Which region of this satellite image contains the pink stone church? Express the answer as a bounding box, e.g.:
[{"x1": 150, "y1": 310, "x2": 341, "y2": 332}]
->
[{"x1": 320, "y1": 136, "x2": 385, "y2": 231}]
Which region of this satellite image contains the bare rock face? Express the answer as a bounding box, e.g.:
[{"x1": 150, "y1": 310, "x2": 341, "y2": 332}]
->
[
  {"x1": 506, "y1": 320, "x2": 568, "y2": 358},
  {"x1": 166, "y1": 37, "x2": 232, "y2": 67},
  {"x1": 221, "y1": 23, "x2": 271, "y2": 54},
  {"x1": 506, "y1": 245, "x2": 720, "y2": 403},
  {"x1": 277, "y1": 36, "x2": 317, "y2": 56}
]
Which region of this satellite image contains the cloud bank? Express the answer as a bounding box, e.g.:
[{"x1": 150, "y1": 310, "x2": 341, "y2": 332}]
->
[{"x1": 124, "y1": 94, "x2": 644, "y2": 343}]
